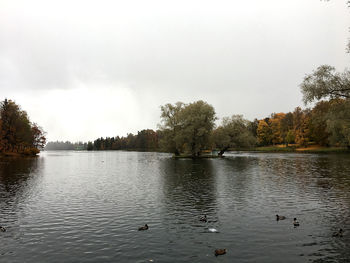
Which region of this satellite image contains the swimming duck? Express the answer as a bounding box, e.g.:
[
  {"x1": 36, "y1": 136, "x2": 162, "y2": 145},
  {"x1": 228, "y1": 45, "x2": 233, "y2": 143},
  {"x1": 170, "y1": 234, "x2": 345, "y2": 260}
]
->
[
  {"x1": 215, "y1": 248, "x2": 226, "y2": 256},
  {"x1": 0, "y1": 226, "x2": 6, "y2": 232},
  {"x1": 332, "y1": 228, "x2": 343, "y2": 237},
  {"x1": 200, "y1": 215, "x2": 207, "y2": 222},
  {"x1": 276, "y1": 215, "x2": 286, "y2": 221},
  {"x1": 293, "y1": 218, "x2": 300, "y2": 227},
  {"x1": 138, "y1": 224, "x2": 149, "y2": 231}
]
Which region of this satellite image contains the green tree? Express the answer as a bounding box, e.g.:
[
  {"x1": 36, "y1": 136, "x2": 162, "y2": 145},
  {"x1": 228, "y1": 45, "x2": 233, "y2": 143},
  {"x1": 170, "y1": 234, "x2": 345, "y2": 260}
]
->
[
  {"x1": 285, "y1": 130, "x2": 295, "y2": 145},
  {"x1": 159, "y1": 100, "x2": 216, "y2": 156},
  {"x1": 159, "y1": 102, "x2": 184, "y2": 155},
  {"x1": 213, "y1": 115, "x2": 256, "y2": 156},
  {"x1": 178, "y1": 101, "x2": 216, "y2": 156},
  {"x1": 326, "y1": 99, "x2": 350, "y2": 148},
  {"x1": 300, "y1": 65, "x2": 350, "y2": 104},
  {"x1": 309, "y1": 100, "x2": 332, "y2": 146},
  {"x1": 280, "y1": 112, "x2": 294, "y2": 144}
]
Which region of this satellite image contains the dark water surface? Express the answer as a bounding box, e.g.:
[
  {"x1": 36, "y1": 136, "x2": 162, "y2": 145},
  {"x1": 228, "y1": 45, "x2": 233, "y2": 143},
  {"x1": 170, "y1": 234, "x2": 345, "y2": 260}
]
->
[{"x1": 0, "y1": 151, "x2": 349, "y2": 262}]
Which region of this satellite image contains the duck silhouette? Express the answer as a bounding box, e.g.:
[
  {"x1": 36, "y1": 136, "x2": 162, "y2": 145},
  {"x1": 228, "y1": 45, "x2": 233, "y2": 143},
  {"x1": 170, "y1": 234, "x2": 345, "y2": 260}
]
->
[
  {"x1": 215, "y1": 248, "x2": 226, "y2": 256},
  {"x1": 332, "y1": 228, "x2": 343, "y2": 237},
  {"x1": 199, "y1": 215, "x2": 207, "y2": 222},
  {"x1": 276, "y1": 215, "x2": 286, "y2": 221},
  {"x1": 293, "y1": 218, "x2": 300, "y2": 227},
  {"x1": 0, "y1": 226, "x2": 6, "y2": 232},
  {"x1": 138, "y1": 224, "x2": 149, "y2": 231}
]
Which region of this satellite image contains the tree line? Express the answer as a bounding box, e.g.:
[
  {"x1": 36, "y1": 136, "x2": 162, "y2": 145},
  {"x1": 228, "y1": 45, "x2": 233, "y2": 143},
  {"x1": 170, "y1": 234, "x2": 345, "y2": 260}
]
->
[
  {"x1": 89, "y1": 65, "x2": 350, "y2": 156},
  {"x1": 45, "y1": 129, "x2": 160, "y2": 151},
  {"x1": 45, "y1": 141, "x2": 88, "y2": 151},
  {"x1": 0, "y1": 99, "x2": 46, "y2": 156},
  {"x1": 90, "y1": 129, "x2": 159, "y2": 151},
  {"x1": 45, "y1": 64, "x2": 350, "y2": 156}
]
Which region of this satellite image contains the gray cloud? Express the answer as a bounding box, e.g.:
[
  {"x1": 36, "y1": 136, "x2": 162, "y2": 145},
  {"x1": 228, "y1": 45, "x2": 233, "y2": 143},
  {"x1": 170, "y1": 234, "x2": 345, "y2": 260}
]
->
[{"x1": 0, "y1": 0, "x2": 349, "y2": 141}]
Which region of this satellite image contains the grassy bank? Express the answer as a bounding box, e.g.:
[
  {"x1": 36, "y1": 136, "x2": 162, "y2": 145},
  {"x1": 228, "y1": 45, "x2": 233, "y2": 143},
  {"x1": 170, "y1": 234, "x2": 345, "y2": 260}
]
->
[{"x1": 250, "y1": 145, "x2": 350, "y2": 153}]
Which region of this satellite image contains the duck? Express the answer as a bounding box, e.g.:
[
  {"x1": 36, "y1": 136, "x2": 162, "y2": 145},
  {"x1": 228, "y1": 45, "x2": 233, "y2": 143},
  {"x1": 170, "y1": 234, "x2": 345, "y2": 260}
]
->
[
  {"x1": 199, "y1": 215, "x2": 207, "y2": 222},
  {"x1": 215, "y1": 248, "x2": 226, "y2": 256},
  {"x1": 0, "y1": 226, "x2": 6, "y2": 232},
  {"x1": 276, "y1": 215, "x2": 286, "y2": 221},
  {"x1": 138, "y1": 224, "x2": 149, "y2": 231},
  {"x1": 332, "y1": 228, "x2": 343, "y2": 237},
  {"x1": 293, "y1": 218, "x2": 300, "y2": 227}
]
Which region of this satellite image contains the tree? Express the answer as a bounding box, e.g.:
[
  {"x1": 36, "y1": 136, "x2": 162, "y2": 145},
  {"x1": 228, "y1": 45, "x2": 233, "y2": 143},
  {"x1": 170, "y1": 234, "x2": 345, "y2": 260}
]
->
[
  {"x1": 248, "y1": 118, "x2": 259, "y2": 137},
  {"x1": 159, "y1": 100, "x2": 216, "y2": 156},
  {"x1": 293, "y1": 107, "x2": 311, "y2": 147},
  {"x1": 285, "y1": 130, "x2": 295, "y2": 145},
  {"x1": 0, "y1": 99, "x2": 46, "y2": 155},
  {"x1": 213, "y1": 115, "x2": 256, "y2": 156},
  {"x1": 300, "y1": 65, "x2": 350, "y2": 104},
  {"x1": 87, "y1": 141, "x2": 93, "y2": 151},
  {"x1": 257, "y1": 119, "x2": 272, "y2": 146},
  {"x1": 325, "y1": 99, "x2": 350, "y2": 148},
  {"x1": 159, "y1": 102, "x2": 184, "y2": 155},
  {"x1": 31, "y1": 123, "x2": 46, "y2": 149},
  {"x1": 280, "y1": 112, "x2": 294, "y2": 145},
  {"x1": 269, "y1": 113, "x2": 286, "y2": 145},
  {"x1": 309, "y1": 100, "x2": 332, "y2": 146},
  {"x1": 178, "y1": 101, "x2": 216, "y2": 156}
]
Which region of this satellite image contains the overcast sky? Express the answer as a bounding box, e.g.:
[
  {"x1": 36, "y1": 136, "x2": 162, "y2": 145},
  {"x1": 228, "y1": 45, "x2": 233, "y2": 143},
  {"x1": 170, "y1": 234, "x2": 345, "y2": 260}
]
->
[{"x1": 0, "y1": 0, "x2": 349, "y2": 142}]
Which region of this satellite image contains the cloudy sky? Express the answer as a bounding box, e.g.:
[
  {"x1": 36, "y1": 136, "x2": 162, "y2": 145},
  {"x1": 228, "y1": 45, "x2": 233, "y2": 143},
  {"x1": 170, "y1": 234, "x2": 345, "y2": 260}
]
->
[{"x1": 0, "y1": 0, "x2": 349, "y2": 142}]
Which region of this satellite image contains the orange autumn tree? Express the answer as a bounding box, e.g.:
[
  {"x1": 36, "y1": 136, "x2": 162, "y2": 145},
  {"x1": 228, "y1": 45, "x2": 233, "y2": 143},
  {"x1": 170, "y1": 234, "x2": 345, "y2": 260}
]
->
[
  {"x1": 257, "y1": 119, "x2": 272, "y2": 146},
  {"x1": 269, "y1": 113, "x2": 286, "y2": 145},
  {"x1": 292, "y1": 107, "x2": 311, "y2": 147},
  {"x1": 0, "y1": 99, "x2": 46, "y2": 155}
]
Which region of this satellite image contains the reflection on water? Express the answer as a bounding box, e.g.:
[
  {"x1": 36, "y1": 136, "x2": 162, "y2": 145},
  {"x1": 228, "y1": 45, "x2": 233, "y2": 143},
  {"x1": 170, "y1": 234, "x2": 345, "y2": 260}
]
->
[
  {"x1": 0, "y1": 151, "x2": 349, "y2": 262},
  {"x1": 0, "y1": 157, "x2": 43, "y2": 213},
  {"x1": 160, "y1": 159, "x2": 216, "y2": 214},
  {"x1": 0, "y1": 157, "x2": 40, "y2": 191}
]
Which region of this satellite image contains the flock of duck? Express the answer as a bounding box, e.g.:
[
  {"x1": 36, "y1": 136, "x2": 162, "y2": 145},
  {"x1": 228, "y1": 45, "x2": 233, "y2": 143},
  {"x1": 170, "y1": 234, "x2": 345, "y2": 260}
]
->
[
  {"x1": 276, "y1": 214, "x2": 343, "y2": 237},
  {"x1": 0, "y1": 215, "x2": 344, "y2": 258},
  {"x1": 137, "y1": 214, "x2": 344, "y2": 257},
  {"x1": 276, "y1": 214, "x2": 344, "y2": 238},
  {"x1": 276, "y1": 214, "x2": 300, "y2": 226}
]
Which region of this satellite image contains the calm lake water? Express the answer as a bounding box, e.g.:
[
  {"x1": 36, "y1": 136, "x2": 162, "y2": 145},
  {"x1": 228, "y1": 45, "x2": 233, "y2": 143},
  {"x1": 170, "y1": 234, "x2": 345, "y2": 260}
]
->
[{"x1": 0, "y1": 151, "x2": 349, "y2": 262}]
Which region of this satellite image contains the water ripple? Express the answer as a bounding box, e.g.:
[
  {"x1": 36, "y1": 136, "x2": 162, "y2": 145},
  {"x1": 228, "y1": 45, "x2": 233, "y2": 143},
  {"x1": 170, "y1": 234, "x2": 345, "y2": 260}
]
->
[{"x1": 0, "y1": 151, "x2": 349, "y2": 262}]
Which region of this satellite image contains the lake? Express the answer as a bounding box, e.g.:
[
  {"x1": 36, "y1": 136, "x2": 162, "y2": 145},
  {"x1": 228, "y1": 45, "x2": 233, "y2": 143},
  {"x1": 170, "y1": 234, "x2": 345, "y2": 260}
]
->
[{"x1": 0, "y1": 151, "x2": 349, "y2": 262}]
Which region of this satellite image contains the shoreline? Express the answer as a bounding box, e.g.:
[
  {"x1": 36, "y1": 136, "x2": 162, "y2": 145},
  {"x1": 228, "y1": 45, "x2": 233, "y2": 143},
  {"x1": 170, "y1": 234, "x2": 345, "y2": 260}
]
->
[
  {"x1": 0, "y1": 151, "x2": 39, "y2": 158},
  {"x1": 44, "y1": 146, "x2": 350, "y2": 156},
  {"x1": 237, "y1": 146, "x2": 350, "y2": 154}
]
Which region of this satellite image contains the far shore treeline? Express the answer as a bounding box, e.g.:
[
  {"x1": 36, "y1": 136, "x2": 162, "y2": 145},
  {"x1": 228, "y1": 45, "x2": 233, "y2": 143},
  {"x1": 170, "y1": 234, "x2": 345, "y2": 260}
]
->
[
  {"x1": 46, "y1": 65, "x2": 350, "y2": 156},
  {"x1": 3, "y1": 64, "x2": 349, "y2": 157}
]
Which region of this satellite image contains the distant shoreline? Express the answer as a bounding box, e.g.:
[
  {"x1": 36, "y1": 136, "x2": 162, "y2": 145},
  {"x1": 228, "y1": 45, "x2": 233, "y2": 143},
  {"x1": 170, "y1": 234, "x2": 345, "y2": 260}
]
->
[{"x1": 43, "y1": 146, "x2": 350, "y2": 155}]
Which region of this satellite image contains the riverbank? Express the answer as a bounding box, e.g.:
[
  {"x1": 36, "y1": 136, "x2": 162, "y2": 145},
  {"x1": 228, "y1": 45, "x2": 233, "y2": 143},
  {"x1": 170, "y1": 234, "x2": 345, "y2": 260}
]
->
[
  {"x1": 0, "y1": 150, "x2": 40, "y2": 158},
  {"x1": 248, "y1": 145, "x2": 350, "y2": 154}
]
